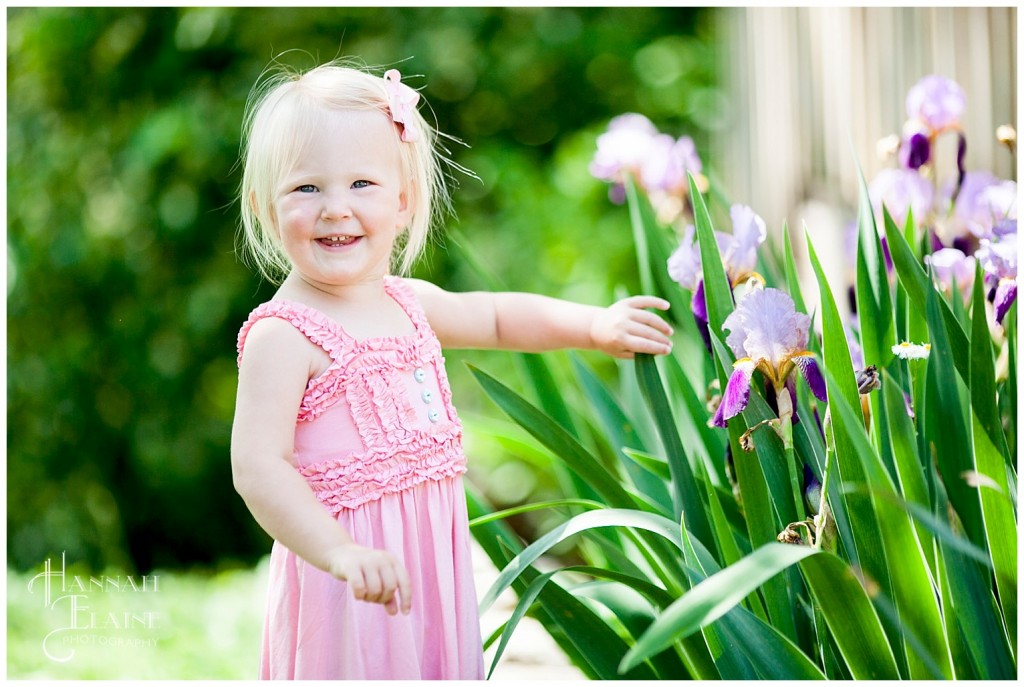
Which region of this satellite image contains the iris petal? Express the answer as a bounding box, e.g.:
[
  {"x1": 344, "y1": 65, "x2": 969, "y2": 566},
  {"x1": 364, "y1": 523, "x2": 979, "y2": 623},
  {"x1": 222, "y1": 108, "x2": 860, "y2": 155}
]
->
[
  {"x1": 994, "y1": 279, "x2": 1017, "y2": 324},
  {"x1": 713, "y1": 358, "x2": 755, "y2": 428},
  {"x1": 691, "y1": 280, "x2": 711, "y2": 353},
  {"x1": 792, "y1": 353, "x2": 828, "y2": 402}
]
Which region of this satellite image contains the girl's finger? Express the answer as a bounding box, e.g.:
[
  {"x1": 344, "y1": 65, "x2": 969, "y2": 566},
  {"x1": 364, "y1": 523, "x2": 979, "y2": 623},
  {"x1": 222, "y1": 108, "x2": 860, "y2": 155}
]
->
[
  {"x1": 362, "y1": 567, "x2": 383, "y2": 601},
  {"x1": 396, "y1": 566, "x2": 413, "y2": 615},
  {"x1": 377, "y1": 566, "x2": 398, "y2": 603},
  {"x1": 632, "y1": 311, "x2": 674, "y2": 336},
  {"x1": 347, "y1": 569, "x2": 367, "y2": 601},
  {"x1": 623, "y1": 333, "x2": 673, "y2": 356},
  {"x1": 625, "y1": 322, "x2": 672, "y2": 346},
  {"x1": 622, "y1": 295, "x2": 671, "y2": 311}
]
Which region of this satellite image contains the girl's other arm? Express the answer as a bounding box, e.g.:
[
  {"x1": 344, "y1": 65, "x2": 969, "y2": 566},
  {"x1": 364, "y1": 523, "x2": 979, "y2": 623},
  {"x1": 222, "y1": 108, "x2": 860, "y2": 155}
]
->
[
  {"x1": 408, "y1": 279, "x2": 673, "y2": 358},
  {"x1": 231, "y1": 318, "x2": 411, "y2": 615}
]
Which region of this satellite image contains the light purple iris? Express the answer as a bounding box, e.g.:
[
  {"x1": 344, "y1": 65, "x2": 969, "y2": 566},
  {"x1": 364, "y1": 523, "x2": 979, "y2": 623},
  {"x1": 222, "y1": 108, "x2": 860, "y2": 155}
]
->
[
  {"x1": 590, "y1": 114, "x2": 660, "y2": 203},
  {"x1": 641, "y1": 133, "x2": 702, "y2": 195},
  {"x1": 905, "y1": 75, "x2": 966, "y2": 133},
  {"x1": 667, "y1": 205, "x2": 767, "y2": 290},
  {"x1": 712, "y1": 288, "x2": 828, "y2": 428},
  {"x1": 590, "y1": 113, "x2": 703, "y2": 206},
  {"x1": 925, "y1": 247, "x2": 976, "y2": 303},
  {"x1": 868, "y1": 168, "x2": 935, "y2": 228},
  {"x1": 946, "y1": 172, "x2": 1018, "y2": 239},
  {"x1": 976, "y1": 220, "x2": 1017, "y2": 323},
  {"x1": 721, "y1": 204, "x2": 768, "y2": 283},
  {"x1": 590, "y1": 114, "x2": 659, "y2": 180},
  {"x1": 667, "y1": 225, "x2": 731, "y2": 351},
  {"x1": 668, "y1": 206, "x2": 768, "y2": 352}
]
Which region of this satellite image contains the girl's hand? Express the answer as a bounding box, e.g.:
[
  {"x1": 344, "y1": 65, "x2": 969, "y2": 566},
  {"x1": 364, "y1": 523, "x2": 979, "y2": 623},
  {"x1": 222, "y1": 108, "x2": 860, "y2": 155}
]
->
[
  {"x1": 590, "y1": 296, "x2": 674, "y2": 359},
  {"x1": 326, "y1": 544, "x2": 413, "y2": 616}
]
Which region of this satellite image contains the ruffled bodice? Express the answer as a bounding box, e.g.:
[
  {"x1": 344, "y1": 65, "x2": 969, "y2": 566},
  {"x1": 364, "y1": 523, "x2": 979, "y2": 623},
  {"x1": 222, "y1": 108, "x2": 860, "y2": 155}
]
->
[{"x1": 236, "y1": 276, "x2": 466, "y2": 514}]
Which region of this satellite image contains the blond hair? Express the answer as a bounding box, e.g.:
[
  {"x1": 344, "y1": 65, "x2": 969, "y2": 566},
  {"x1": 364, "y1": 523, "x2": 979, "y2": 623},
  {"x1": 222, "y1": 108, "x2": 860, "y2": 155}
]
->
[{"x1": 238, "y1": 57, "x2": 450, "y2": 282}]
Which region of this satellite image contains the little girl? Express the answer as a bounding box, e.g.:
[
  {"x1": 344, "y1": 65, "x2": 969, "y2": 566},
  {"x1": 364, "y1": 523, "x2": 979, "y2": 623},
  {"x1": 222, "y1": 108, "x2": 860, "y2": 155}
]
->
[{"x1": 231, "y1": 58, "x2": 674, "y2": 680}]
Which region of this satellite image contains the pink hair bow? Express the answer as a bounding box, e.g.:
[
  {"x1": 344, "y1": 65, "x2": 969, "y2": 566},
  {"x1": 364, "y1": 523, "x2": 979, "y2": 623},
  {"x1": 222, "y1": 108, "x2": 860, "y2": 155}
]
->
[{"x1": 384, "y1": 69, "x2": 421, "y2": 143}]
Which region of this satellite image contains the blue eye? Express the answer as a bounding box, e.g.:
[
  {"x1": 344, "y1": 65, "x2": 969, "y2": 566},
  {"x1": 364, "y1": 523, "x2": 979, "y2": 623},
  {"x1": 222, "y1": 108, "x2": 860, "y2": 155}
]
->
[
  {"x1": 296, "y1": 184, "x2": 317, "y2": 193},
  {"x1": 352, "y1": 180, "x2": 371, "y2": 189}
]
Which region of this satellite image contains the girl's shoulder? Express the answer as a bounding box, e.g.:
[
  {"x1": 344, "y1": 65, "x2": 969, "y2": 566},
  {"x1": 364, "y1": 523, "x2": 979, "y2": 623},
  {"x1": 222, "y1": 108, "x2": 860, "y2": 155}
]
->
[{"x1": 236, "y1": 299, "x2": 342, "y2": 368}]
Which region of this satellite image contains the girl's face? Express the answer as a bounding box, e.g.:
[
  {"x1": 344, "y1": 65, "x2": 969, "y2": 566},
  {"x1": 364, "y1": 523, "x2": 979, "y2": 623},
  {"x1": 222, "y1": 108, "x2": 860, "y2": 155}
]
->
[{"x1": 273, "y1": 108, "x2": 410, "y2": 294}]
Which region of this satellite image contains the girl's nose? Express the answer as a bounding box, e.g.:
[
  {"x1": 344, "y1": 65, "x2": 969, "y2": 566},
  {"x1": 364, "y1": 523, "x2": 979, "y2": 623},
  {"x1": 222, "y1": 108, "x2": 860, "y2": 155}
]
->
[{"x1": 320, "y1": 193, "x2": 352, "y2": 221}]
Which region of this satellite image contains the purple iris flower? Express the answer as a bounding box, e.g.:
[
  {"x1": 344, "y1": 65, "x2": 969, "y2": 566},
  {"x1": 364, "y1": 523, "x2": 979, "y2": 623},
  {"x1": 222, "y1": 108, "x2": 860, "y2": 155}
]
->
[
  {"x1": 943, "y1": 172, "x2": 1017, "y2": 240},
  {"x1": 900, "y1": 132, "x2": 931, "y2": 170},
  {"x1": 976, "y1": 220, "x2": 1017, "y2": 323},
  {"x1": 641, "y1": 133, "x2": 702, "y2": 195},
  {"x1": 712, "y1": 288, "x2": 828, "y2": 428},
  {"x1": 590, "y1": 113, "x2": 703, "y2": 219},
  {"x1": 905, "y1": 75, "x2": 966, "y2": 133},
  {"x1": 590, "y1": 114, "x2": 659, "y2": 178},
  {"x1": 898, "y1": 120, "x2": 932, "y2": 170},
  {"x1": 925, "y1": 247, "x2": 976, "y2": 304},
  {"x1": 668, "y1": 205, "x2": 768, "y2": 352},
  {"x1": 667, "y1": 225, "x2": 731, "y2": 352},
  {"x1": 722, "y1": 204, "x2": 768, "y2": 284},
  {"x1": 868, "y1": 168, "x2": 935, "y2": 229}
]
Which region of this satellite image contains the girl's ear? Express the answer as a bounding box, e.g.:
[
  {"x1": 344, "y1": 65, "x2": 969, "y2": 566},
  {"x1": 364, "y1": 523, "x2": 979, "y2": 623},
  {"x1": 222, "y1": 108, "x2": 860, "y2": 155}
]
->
[
  {"x1": 397, "y1": 185, "x2": 413, "y2": 228},
  {"x1": 252, "y1": 191, "x2": 281, "y2": 238}
]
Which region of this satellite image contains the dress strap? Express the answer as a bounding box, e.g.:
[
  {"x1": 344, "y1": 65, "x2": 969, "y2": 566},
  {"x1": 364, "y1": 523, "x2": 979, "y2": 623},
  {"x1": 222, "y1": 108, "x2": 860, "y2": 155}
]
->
[
  {"x1": 383, "y1": 276, "x2": 433, "y2": 333},
  {"x1": 236, "y1": 300, "x2": 347, "y2": 367}
]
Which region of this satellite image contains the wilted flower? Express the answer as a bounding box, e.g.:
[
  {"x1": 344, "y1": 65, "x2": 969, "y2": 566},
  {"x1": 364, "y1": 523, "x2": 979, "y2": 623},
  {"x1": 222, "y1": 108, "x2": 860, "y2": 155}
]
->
[
  {"x1": 925, "y1": 247, "x2": 975, "y2": 303},
  {"x1": 712, "y1": 288, "x2": 828, "y2": 428},
  {"x1": 892, "y1": 341, "x2": 932, "y2": 360},
  {"x1": 997, "y1": 124, "x2": 1016, "y2": 151},
  {"x1": 856, "y1": 365, "x2": 881, "y2": 394},
  {"x1": 976, "y1": 220, "x2": 1017, "y2": 324},
  {"x1": 868, "y1": 168, "x2": 935, "y2": 228},
  {"x1": 877, "y1": 133, "x2": 901, "y2": 161}
]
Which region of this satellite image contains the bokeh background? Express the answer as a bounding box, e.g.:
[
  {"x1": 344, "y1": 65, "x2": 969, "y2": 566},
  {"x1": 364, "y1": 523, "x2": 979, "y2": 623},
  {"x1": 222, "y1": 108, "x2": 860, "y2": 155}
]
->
[
  {"x1": 7, "y1": 4, "x2": 724, "y2": 576},
  {"x1": 6, "y1": 5, "x2": 1016, "y2": 679}
]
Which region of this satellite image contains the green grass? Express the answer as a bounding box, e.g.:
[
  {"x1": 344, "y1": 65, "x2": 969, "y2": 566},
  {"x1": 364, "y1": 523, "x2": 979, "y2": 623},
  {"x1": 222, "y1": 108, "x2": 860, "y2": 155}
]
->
[{"x1": 7, "y1": 558, "x2": 267, "y2": 679}]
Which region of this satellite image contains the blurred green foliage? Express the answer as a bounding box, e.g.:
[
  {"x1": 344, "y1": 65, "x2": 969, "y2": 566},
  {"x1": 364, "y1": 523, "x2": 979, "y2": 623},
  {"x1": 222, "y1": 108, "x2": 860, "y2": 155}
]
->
[
  {"x1": 7, "y1": 6, "x2": 721, "y2": 573},
  {"x1": 6, "y1": 561, "x2": 264, "y2": 678}
]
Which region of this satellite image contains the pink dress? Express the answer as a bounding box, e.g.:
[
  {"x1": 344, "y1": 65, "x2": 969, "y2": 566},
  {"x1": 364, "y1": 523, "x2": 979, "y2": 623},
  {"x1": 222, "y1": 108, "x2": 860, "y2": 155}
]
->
[{"x1": 236, "y1": 276, "x2": 485, "y2": 680}]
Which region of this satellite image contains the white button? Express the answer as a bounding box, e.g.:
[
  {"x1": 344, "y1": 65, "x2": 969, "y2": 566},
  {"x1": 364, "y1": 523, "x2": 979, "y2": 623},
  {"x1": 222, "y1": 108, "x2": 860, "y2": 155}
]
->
[
  {"x1": 421, "y1": 390, "x2": 434, "y2": 403},
  {"x1": 427, "y1": 409, "x2": 440, "y2": 423},
  {"x1": 413, "y1": 368, "x2": 426, "y2": 383}
]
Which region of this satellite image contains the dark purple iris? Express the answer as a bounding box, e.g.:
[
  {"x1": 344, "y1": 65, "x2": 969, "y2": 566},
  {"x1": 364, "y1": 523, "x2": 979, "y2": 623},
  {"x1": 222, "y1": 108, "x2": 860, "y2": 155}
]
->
[{"x1": 899, "y1": 132, "x2": 931, "y2": 170}]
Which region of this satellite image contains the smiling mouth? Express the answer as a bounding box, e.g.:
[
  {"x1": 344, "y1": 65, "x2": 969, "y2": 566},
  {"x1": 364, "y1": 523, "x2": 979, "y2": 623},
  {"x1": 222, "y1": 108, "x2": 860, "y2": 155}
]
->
[{"x1": 317, "y1": 235, "x2": 359, "y2": 247}]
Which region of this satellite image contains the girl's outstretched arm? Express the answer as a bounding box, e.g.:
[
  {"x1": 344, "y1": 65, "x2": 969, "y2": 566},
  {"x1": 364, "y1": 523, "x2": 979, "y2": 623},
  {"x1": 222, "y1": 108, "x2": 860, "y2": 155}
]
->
[
  {"x1": 232, "y1": 318, "x2": 412, "y2": 615},
  {"x1": 408, "y1": 279, "x2": 673, "y2": 358}
]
